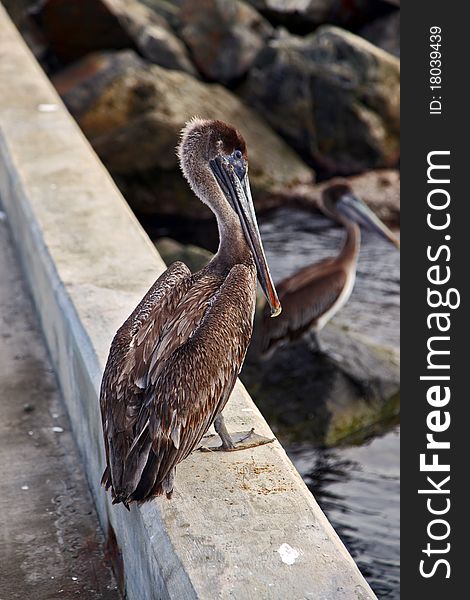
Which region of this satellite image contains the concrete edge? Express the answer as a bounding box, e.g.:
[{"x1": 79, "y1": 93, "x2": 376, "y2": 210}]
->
[{"x1": 0, "y1": 5, "x2": 376, "y2": 599}]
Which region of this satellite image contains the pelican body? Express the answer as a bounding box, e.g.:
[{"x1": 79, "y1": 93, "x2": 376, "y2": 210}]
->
[
  {"x1": 261, "y1": 182, "x2": 399, "y2": 357},
  {"x1": 100, "y1": 119, "x2": 280, "y2": 506}
]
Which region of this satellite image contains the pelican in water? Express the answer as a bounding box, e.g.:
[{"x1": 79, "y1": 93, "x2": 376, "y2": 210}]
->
[
  {"x1": 100, "y1": 118, "x2": 281, "y2": 506},
  {"x1": 261, "y1": 182, "x2": 399, "y2": 357}
]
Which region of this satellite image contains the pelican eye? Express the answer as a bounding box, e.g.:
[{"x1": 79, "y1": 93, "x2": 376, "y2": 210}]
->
[{"x1": 227, "y1": 149, "x2": 246, "y2": 181}]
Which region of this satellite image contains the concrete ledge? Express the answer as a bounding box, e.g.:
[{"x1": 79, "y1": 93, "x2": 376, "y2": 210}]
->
[{"x1": 0, "y1": 5, "x2": 376, "y2": 599}]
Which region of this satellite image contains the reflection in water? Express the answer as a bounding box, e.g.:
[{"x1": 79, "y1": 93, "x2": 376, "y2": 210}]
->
[{"x1": 288, "y1": 427, "x2": 400, "y2": 599}]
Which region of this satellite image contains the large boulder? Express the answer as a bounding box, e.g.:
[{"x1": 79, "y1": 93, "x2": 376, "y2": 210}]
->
[
  {"x1": 32, "y1": 0, "x2": 197, "y2": 74},
  {"x1": 53, "y1": 50, "x2": 146, "y2": 121},
  {"x1": 53, "y1": 50, "x2": 314, "y2": 217},
  {"x1": 241, "y1": 26, "x2": 400, "y2": 175},
  {"x1": 180, "y1": 0, "x2": 273, "y2": 85},
  {"x1": 32, "y1": 0, "x2": 132, "y2": 61},
  {"x1": 131, "y1": 17, "x2": 198, "y2": 75}
]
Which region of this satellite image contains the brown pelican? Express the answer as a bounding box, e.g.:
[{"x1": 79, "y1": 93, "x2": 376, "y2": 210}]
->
[
  {"x1": 100, "y1": 118, "x2": 281, "y2": 506},
  {"x1": 261, "y1": 182, "x2": 399, "y2": 357}
]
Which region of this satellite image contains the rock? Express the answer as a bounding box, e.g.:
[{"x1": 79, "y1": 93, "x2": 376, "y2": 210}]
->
[
  {"x1": 17, "y1": 11, "x2": 49, "y2": 64},
  {"x1": 241, "y1": 26, "x2": 400, "y2": 175},
  {"x1": 155, "y1": 237, "x2": 213, "y2": 272},
  {"x1": 359, "y1": 10, "x2": 400, "y2": 58},
  {"x1": 52, "y1": 51, "x2": 144, "y2": 117},
  {"x1": 32, "y1": 0, "x2": 132, "y2": 62},
  {"x1": 132, "y1": 19, "x2": 198, "y2": 74},
  {"x1": 243, "y1": 0, "x2": 393, "y2": 30},
  {"x1": 180, "y1": 0, "x2": 273, "y2": 85},
  {"x1": 53, "y1": 50, "x2": 314, "y2": 217},
  {"x1": 33, "y1": 0, "x2": 197, "y2": 74},
  {"x1": 116, "y1": 169, "x2": 216, "y2": 219}
]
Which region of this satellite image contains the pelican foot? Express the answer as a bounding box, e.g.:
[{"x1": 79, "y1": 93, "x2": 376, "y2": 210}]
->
[{"x1": 198, "y1": 429, "x2": 274, "y2": 452}]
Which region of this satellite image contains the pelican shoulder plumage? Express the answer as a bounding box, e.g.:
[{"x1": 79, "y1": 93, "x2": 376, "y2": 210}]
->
[{"x1": 100, "y1": 118, "x2": 280, "y2": 506}]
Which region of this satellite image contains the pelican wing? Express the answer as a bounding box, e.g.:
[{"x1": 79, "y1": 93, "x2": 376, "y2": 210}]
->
[
  {"x1": 276, "y1": 257, "x2": 337, "y2": 295},
  {"x1": 100, "y1": 261, "x2": 192, "y2": 493},
  {"x1": 102, "y1": 262, "x2": 256, "y2": 502},
  {"x1": 262, "y1": 262, "x2": 347, "y2": 352}
]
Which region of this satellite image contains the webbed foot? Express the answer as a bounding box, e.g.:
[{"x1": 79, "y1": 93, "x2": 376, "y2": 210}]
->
[{"x1": 198, "y1": 428, "x2": 274, "y2": 452}]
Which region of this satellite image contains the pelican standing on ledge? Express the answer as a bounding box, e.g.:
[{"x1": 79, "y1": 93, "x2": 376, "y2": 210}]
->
[
  {"x1": 100, "y1": 118, "x2": 281, "y2": 506},
  {"x1": 261, "y1": 182, "x2": 399, "y2": 357}
]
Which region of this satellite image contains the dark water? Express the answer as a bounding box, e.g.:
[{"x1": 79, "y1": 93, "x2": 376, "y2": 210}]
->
[{"x1": 258, "y1": 207, "x2": 400, "y2": 599}]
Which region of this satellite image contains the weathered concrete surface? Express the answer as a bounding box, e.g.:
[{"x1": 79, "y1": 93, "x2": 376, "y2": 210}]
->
[
  {"x1": 0, "y1": 216, "x2": 119, "y2": 600},
  {"x1": 0, "y1": 4, "x2": 377, "y2": 599}
]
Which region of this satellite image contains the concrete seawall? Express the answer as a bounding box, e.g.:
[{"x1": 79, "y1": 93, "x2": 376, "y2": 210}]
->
[{"x1": 0, "y1": 4, "x2": 376, "y2": 599}]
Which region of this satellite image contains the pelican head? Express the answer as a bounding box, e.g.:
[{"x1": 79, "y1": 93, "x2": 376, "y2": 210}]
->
[
  {"x1": 177, "y1": 118, "x2": 281, "y2": 316},
  {"x1": 321, "y1": 182, "x2": 400, "y2": 249}
]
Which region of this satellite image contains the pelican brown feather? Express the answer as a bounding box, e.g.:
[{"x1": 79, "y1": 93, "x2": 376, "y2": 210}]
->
[
  {"x1": 101, "y1": 262, "x2": 257, "y2": 503},
  {"x1": 100, "y1": 118, "x2": 280, "y2": 504}
]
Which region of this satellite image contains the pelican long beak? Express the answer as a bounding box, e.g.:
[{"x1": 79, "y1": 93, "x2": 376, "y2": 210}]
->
[
  {"x1": 210, "y1": 155, "x2": 281, "y2": 317},
  {"x1": 337, "y1": 193, "x2": 400, "y2": 249}
]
